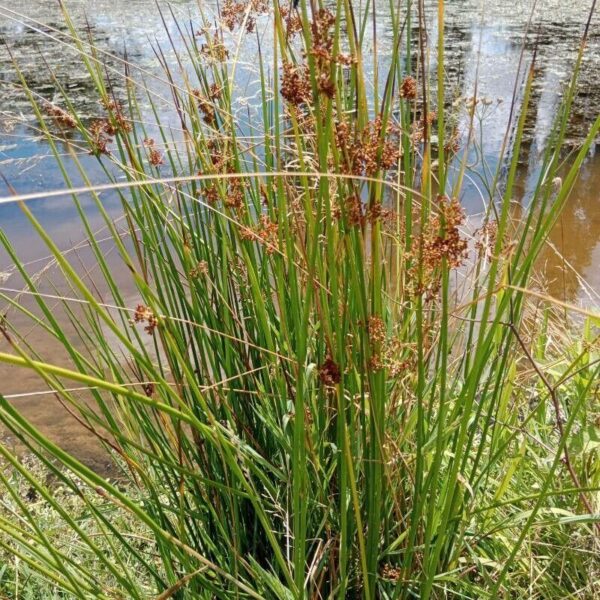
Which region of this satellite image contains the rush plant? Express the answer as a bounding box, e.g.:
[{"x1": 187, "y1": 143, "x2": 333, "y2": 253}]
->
[{"x1": 0, "y1": 1, "x2": 599, "y2": 598}]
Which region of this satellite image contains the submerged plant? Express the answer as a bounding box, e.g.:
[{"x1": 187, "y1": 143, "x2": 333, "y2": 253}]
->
[{"x1": 0, "y1": 1, "x2": 599, "y2": 598}]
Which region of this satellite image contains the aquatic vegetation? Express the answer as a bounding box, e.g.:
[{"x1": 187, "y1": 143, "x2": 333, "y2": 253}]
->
[{"x1": 0, "y1": 1, "x2": 599, "y2": 598}]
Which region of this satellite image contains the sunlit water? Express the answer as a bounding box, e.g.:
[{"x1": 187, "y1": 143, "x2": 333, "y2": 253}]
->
[{"x1": 0, "y1": 0, "x2": 598, "y2": 463}]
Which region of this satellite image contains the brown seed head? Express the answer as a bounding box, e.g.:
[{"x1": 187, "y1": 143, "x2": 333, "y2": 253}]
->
[
  {"x1": 43, "y1": 101, "x2": 77, "y2": 128},
  {"x1": 281, "y1": 62, "x2": 312, "y2": 107},
  {"x1": 400, "y1": 76, "x2": 417, "y2": 100},
  {"x1": 319, "y1": 357, "x2": 341, "y2": 386}
]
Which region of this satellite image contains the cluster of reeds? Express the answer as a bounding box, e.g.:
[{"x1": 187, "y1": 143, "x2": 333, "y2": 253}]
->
[{"x1": 0, "y1": 0, "x2": 599, "y2": 598}]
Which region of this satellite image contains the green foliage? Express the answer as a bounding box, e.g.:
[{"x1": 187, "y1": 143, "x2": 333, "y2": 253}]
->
[{"x1": 0, "y1": 1, "x2": 599, "y2": 598}]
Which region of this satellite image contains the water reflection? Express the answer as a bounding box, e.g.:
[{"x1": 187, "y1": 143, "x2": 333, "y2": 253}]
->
[
  {"x1": 0, "y1": 0, "x2": 599, "y2": 287},
  {"x1": 538, "y1": 151, "x2": 600, "y2": 305}
]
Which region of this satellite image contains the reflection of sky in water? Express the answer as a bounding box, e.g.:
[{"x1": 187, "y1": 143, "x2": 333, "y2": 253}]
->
[
  {"x1": 0, "y1": 123, "x2": 122, "y2": 265},
  {"x1": 0, "y1": 0, "x2": 599, "y2": 300}
]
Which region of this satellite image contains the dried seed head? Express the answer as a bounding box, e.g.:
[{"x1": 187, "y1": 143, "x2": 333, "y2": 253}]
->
[
  {"x1": 89, "y1": 120, "x2": 113, "y2": 156},
  {"x1": 311, "y1": 9, "x2": 336, "y2": 54},
  {"x1": 43, "y1": 101, "x2": 77, "y2": 128},
  {"x1": 222, "y1": 0, "x2": 246, "y2": 31},
  {"x1": 444, "y1": 128, "x2": 461, "y2": 155},
  {"x1": 143, "y1": 383, "x2": 155, "y2": 397},
  {"x1": 368, "y1": 354, "x2": 383, "y2": 372},
  {"x1": 200, "y1": 41, "x2": 229, "y2": 62},
  {"x1": 335, "y1": 53, "x2": 356, "y2": 66},
  {"x1": 335, "y1": 120, "x2": 350, "y2": 147},
  {"x1": 422, "y1": 196, "x2": 468, "y2": 269},
  {"x1": 408, "y1": 196, "x2": 468, "y2": 300},
  {"x1": 281, "y1": 62, "x2": 312, "y2": 107},
  {"x1": 368, "y1": 316, "x2": 386, "y2": 345},
  {"x1": 221, "y1": 0, "x2": 268, "y2": 31},
  {"x1": 348, "y1": 117, "x2": 400, "y2": 176},
  {"x1": 256, "y1": 215, "x2": 279, "y2": 254},
  {"x1": 400, "y1": 76, "x2": 417, "y2": 100},
  {"x1": 209, "y1": 83, "x2": 223, "y2": 100},
  {"x1": 319, "y1": 357, "x2": 341, "y2": 386},
  {"x1": 190, "y1": 261, "x2": 209, "y2": 279},
  {"x1": 381, "y1": 564, "x2": 402, "y2": 582},
  {"x1": 318, "y1": 74, "x2": 336, "y2": 98},
  {"x1": 101, "y1": 99, "x2": 132, "y2": 134},
  {"x1": 202, "y1": 183, "x2": 220, "y2": 205},
  {"x1": 133, "y1": 304, "x2": 159, "y2": 335},
  {"x1": 345, "y1": 194, "x2": 365, "y2": 227},
  {"x1": 225, "y1": 180, "x2": 245, "y2": 210},
  {"x1": 283, "y1": 10, "x2": 303, "y2": 37},
  {"x1": 474, "y1": 220, "x2": 498, "y2": 260},
  {"x1": 144, "y1": 138, "x2": 164, "y2": 166},
  {"x1": 192, "y1": 89, "x2": 217, "y2": 125}
]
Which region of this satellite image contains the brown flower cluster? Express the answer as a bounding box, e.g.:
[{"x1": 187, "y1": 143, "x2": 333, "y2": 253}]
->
[
  {"x1": 367, "y1": 203, "x2": 397, "y2": 226},
  {"x1": 280, "y1": 4, "x2": 303, "y2": 37},
  {"x1": 474, "y1": 220, "x2": 498, "y2": 260},
  {"x1": 84, "y1": 99, "x2": 133, "y2": 155},
  {"x1": 363, "y1": 316, "x2": 417, "y2": 376},
  {"x1": 410, "y1": 111, "x2": 437, "y2": 147},
  {"x1": 310, "y1": 9, "x2": 336, "y2": 66},
  {"x1": 89, "y1": 120, "x2": 113, "y2": 156},
  {"x1": 190, "y1": 260, "x2": 209, "y2": 279},
  {"x1": 348, "y1": 117, "x2": 401, "y2": 176},
  {"x1": 381, "y1": 563, "x2": 401, "y2": 582},
  {"x1": 222, "y1": 0, "x2": 268, "y2": 32},
  {"x1": 281, "y1": 62, "x2": 312, "y2": 107},
  {"x1": 337, "y1": 194, "x2": 397, "y2": 230},
  {"x1": 206, "y1": 138, "x2": 229, "y2": 171},
  {"x1": 192, "y1": 89, "x2": 217, "y2": 125},
  {"x1": 224, "y1": 179, "x2": 245, "y2": 210},
  {"x1": 240, "y1": 215, "x2": 279, "y2": 254},
  {"x1": 255, "y1": 215, "x2": 279, "y2": 254},
  {"x1": 382, "y1": 339, "x2": 416, "y2": 378},
  {"x1": 344, "y1": 194, "x2": 365, "y2": 227},
  {"x1": 43, "y1": 101, "x2": 77, "y2": 128},
  {"x1": 200, "y1": 182, "x2": 221, "y2": 205},
  {"x1": 368, "y1": 316, "x2": 386, "y2": 344},
  {"x1": 209, "y1": 83, "x2": 223, "y2": 100},
  {"x1": 310, "y1": 9, "x2": 337, "y2": 97},
  {"x1": 423, "y1": 196, "x2": 468, "y2": 269},
  {"x1": 319, "y1": 356, "x2": 341, "y2": 386},
  {"x1": 368, "y1": 353, "x2": 384, "y2": 372},
  {"x1": 310, "y1": 10, "x2": 357, "y2": 93},
  {"x1": 248, "y1": 1, "x2": 269, "y2": 32},
  {"x1": 102, "y1": 99, "x2": 132, "y2": 134},
  {"x1": 399, "y1": 76, "x2": 417, "y2": 100},
  {"x1": 144, "y1": 138, "x2": 164, "y2": 167},
  {"x1": 365, "y1": 317, "x2": 390, "y2": 374},
  {"x1": 133, "y1": 304, "x2": 159, "y2": 335},
  {"x1": 335, "y1": 53, "x2": 356, "y2": 66},
  {"x1": 222, "y1": 0, "x2": 246, "y2": 31},
  {"x1": 280, "y1": 9, "x2": 347, "y2": 106},
  {"x1": 410, "y1": 196, "x2": 468, "y2": 300},
  {"x1": 334, "y1": 119, "x2": 350, "y2": 147},
  {"x1": 200, "y1": 40, "x2": 229, "y2": 62},
  {"x1": 444, "y1": 127, "x2": 461, "y2": 156}
]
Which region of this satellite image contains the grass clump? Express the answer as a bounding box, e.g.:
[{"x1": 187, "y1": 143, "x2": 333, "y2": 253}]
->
[
  {"x1": 0, "y1": 1, "x2": 599, "y2": 598},
  {"x1": 0, "y1": 457, "x2": 156, "y2": 598}
]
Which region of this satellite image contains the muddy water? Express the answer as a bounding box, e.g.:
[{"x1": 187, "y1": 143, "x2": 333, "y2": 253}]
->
[{"x1": 0, "y1": 0, "x2": 599, "y2": 466}]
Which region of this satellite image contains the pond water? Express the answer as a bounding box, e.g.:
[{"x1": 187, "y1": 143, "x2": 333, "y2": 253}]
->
[{"x1": 0, "y1": 0, "x2": 599, "y2": 465}]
